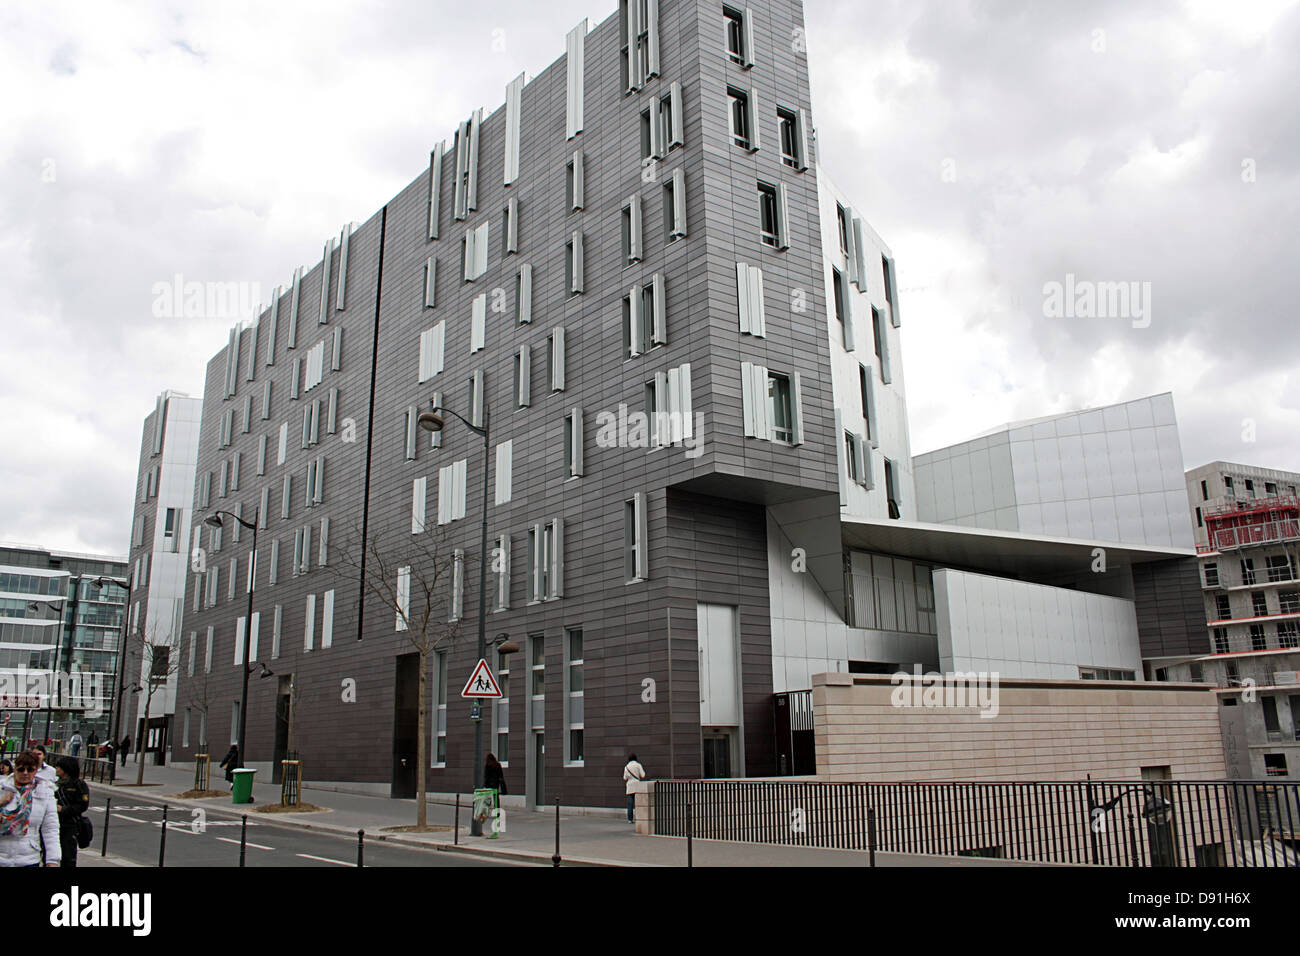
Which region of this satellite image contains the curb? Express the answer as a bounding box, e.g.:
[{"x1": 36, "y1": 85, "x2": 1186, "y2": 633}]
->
[{"x1": 91, "y1": 781, "x2": 642, "y2": 867}]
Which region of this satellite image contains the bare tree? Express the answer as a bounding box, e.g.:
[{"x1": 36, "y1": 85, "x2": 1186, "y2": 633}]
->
[
  {"x1": 124, "y1": 619, "x2": 181, "y2": 786},
  {"x1": 326, "y1": 517, "x2": 465, "y2": 829}
]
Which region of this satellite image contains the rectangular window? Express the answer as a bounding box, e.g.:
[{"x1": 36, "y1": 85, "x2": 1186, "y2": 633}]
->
[
  {"x1": 1277, "y1": 621, "x2": 1299, "y2": 648},
  {"x1": 563, "y1": 409, "x2": 584, "y2": 478},
  {"x1": 884, "y1": 458, "x2": 901, "y2": 519},
  {"x1": 1224, "y1": 475, "x2": 1234, "y2": 494},
  {"x1": 778, "y1": 107, "x2": 803, "y2": 168},
  {"x1": 412, "y1": 477, "x2": 427, "y2": 534},
  {"x1": 1201, "y1": 479, "x2": 1208, "y2": 500},
  {"x1": 463, "y1": 222, "x2": 489, "y2": 281},
  {"x1": 1279, "y1": 591, "x2": 1300, "y2": 614},
  {"x1": 1266, "y1": 555, "x2": 1294, "y2": 582},
  {"x1": 514, "y1": 345, "x2": 531, "y2": 407},
  {"x1": 758, "y1": 182, "x2": 778, "y2": 246},
  {"x1": 495, "y1": 649, "x2": 510, "y2": 764},
  {"x1": 859, "y1": 364, "x2": 876, "y2": 443},
  {"x1": 565, "y1": 232, "x2": 584, "y2": 295},
  {"x1": 1203, "y1": 563, "x2": 1219, "y2": 587},
  {"x1": 564, "y1": 627, "x2": 584, "y2": 765},
  {"x1": 768, "y1": 372, "x2": 793, "y2": 443},
  {"x1": 435, "y1": 651, "x2": 448, "y2": 765},
  {"x1": 833, "y1": 268, "x2": 854, "y2": 350},
  {"x1": 450, "y1": 549, "x2": 465, "y2": 622},
  {"x1": 723, "y1": 5, "x2": 753, "y2": 66},
  {"x1": 727, "y1": 87, "x2": 752, "y2": 149},
  {"x1": 529, "y1": 636, "x2": 545, "y2": 735},
  {"x1": 262, "y1": 380, "x2": 272, "y2": 420},
  {"x1": 1250, "y1": 624, "x2": 1267, "y2": 651},
  {"x1": 625, "y1": 493, "x2": 647, "y2": 582},
  {"x1": 741, "y1": 362, "x2": 802, "y2": 444},
  {"x1": 516, "y1": 264, "x2": 532, "y2": 324},
  {"x1": 622, "y1": 195, "x2": 643, "y2": 263},
  {"x1": 424, "y1": 256, "x2": 438, "y2": 308},
  {"x1": 1213, "y1": 627, "x2": 1229, "y2": 654},
  {"x1": 736, "y1": 262, "x2": 766, "y2": 337},
  {"x1": 437, "y1": 459, "x2": 468, "y2": 525},
  {"x1": 664, "y1": 168, "x2": 686, "y2": 241},
  {"x1": 1253, "y1": 592, "x2": 1270, "y2": 617},
  {"x1": 504, "y1": 197, "x2": 519, "y2": 255},
  {"x1": 1241, "y1": 559, "x2": 1257, "y2": 586},
  {"x1": 661, "y1": 81, "x2": 683, "y2": 150},
  {"x1": 396, "y1": 566, "x2": 411, "y2": 631},
  {"x1": 1245, "y1": 479, "x2": 1255, "y2": 497},
  {"x1": 1265, "y1": 481, "x2": 1278, "y2": 494},
  {"x1": 566, "y1": 152, "x2": 584, "y2": 211},
  {"x1": 882, "y1": 254, "x2": 901, "y2": 326},
  {"x1": 419, "y1": 323, "x2": 445, "y2": 383},
  {"x1": 1216, "y1": 594, "x2": 1232, "y2": 620}
]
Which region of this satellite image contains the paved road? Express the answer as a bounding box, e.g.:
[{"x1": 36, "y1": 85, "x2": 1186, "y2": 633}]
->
[{"x1": 88, "y1": 802, "x2": 533, "y2": 868}]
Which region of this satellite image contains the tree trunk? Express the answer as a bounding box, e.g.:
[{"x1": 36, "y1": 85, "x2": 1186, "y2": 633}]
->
[
  {"x1": 417, "y1": 650, "x2": 428, "y2": 829},
  {"x1": 136, "y1": 688, "x2": 150, "y2": 786}
]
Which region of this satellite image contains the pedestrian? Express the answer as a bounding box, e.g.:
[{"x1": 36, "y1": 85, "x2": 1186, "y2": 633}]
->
[
  {"x1": 0, "y1": 751, "x2": 60, "y2": 866},
  {"x1": 53, "y1": 756, "x2": 89, "y2": 868},
  {"x1": 484, "y1": 753, "x2": 508, "y2": 795},
  {"x1": 219, "y1": 744, "x2": 240, "y2": 785},
  {"x1": 68, "y1": 731, "x2": 82, "y2": 757},
  {"x1": 31, "y1": 746, "x2": 54, "y2": 789},
  {"x1": 118, "y1": 735, "x2": 131, "y2": 767},
  {"x1": 101, "y1": 740, "x2": 115, "y2": 766},
  {"x1": 623, "y1": 753, "x2": 646, "y2": 824},
  {"x1": 87, "y1": 731, "x2": 98, "y2": 750},
  {"x1": 0, "y1": 759, "x2": 12, "y2": 777}
]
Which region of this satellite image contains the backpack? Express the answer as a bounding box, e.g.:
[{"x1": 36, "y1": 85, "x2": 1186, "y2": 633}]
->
[{"x1": 77, "y1": 815, "x2": 93, "y2": 849}]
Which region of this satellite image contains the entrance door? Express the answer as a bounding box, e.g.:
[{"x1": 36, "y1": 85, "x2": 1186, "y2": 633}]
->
[
  {"x1": 392, "y1": 654, "x2": 418, "y2": 799},
  {"x1": 271, "y1": 684, "x2": 290, "y2": 785},
  {"x1": 702, "y1": 729, "x2": 733, "y2": 778},
  {"x1": 533, "y1": 733, "x2": 545, "y2": 807}
]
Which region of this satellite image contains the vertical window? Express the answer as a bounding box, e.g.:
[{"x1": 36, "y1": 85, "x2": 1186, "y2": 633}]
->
[
  {"x1": 758, "y1": 183, "x2": 778, "y2": 246},
  {"x1": 622, "y1": 195, "x2": 643, "y2": 263},
  {"x1": 1216, "y1": 594, "x2": 1232, "y2": 620},
  {"x1": 640, "y1": 108, "x2": 655, "y2": 161},
  {"x1": 530, "y1": 637, "x2": 545, "y2": 741},
  {"x1": 845, "y1": 432, "x2": 859, "y2": 484},
  {"x1": 514, "y1": 346, "x2": 531, "y2": 408},
  {"x1": 723, "y1": 6, "x2": 752, "y2": 66},
  {"x1": 884, "y1": 459, "x2": 901, "y2": 519},
  {"x1": 563, "y1": 409, "x2": 584, "y2": 478},
  {"x1": 1200, "y1": 479, "x2": 1208, "y2": 500},
  {"x1": 504, "y1": 197, "x2": 519, "y2": 255},
  {"x1": 1241, "y1": 559, "x2": 1257, "y2": 586},
  {"x1": 1203, "y1": 563, "x2": 1219, "y2": 587},
  {"x1": 495, "y1": 650, "x2": 510, "y2": 765},
  {"x1": 495, "y1": 533, "x2": 511, "y2": 611},
  {"x1": 565, "y1": 232, "x2": 584, "y2": 295},
  {"x1": 768, "y1": 372, "x2": 793, "y2": 443},
  {"x1": 882, "y1": 254, "x2": 901, "y2": 326},
  {"x1": 1250, "y1": 624, "x2": 1267, "y2": 651},
  {"x1": 565, "y1": 627, "x2": 584, "y2": 765},
  {"x1": 451, "y1": 549, "x2": 465, "y2": 622},
  {"x1": 778, "y1": 107, "x2": 802, "y2": 168},
  {"x1": 435, "y1": 651, "x2": 447, "y2": 765},
  {"x1": 872, "y1": 305, "x2": 891, "y2": 382},
  {"x1": 516, "y1": 264, "x2": 532, "y2": 324},
  {"x1": 550, "y1": 327, "x2": 566, "y2": 391},
  {"x1": 566, "y1": 152, "x2": 584, "y2": 211},
  {"x1": 665, "y1": 168, "x2": 686, "y2": 241},
  {"x1": 727, "y1": 87, "x2": 751, "y2": 148},
  {"x1": 396, "y1": 566, "x2": 411, "y2": 631},
  {"x1": 469, "y1": 370, "x2": 484, "y2": 428},
  {"x1": 859, "y1": 364, "x2": 875, "y2": 442},
  {"x1": 625, "y1": 493, "x2": 647, "y2": 582}
]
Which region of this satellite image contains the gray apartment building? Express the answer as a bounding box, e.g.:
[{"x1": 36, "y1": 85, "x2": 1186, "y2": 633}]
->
[{"x1": 173, "y1": 0, "x2": 869, "y2": 807}]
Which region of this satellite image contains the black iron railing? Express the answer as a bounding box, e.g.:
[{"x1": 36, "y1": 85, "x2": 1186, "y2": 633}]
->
[
  {"x1": 652, "y1": 779, "x2": 1300, "y2": 867},
  {"x1": 80, "y1": 757, "x2": 114, "y2": 784}
]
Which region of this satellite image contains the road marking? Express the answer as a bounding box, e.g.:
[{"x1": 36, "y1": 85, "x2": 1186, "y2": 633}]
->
[
  {"x1": 297, "y1": 853, "x2": 353, "y2": 866},
  {"x1": 217, "y1": 836, "x2": 274, "y2": 851},
  {"x1": 116, "y1": 815, "x2": 149, "y2": 824}
]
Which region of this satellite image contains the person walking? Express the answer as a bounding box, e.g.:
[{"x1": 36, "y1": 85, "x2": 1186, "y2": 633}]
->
[
  {"x1": 484, "y1": 753, "x2": 508, "y2": 795},
  {"x1": 31, "y1": 746, "x2": 54, "y2": 789},
  {"x1": 53, "y1": 757, "x2": 89, "y2": 868},
  {"x1": 219, "y1": 744, "x2": 240, "y2": 786},
  {"x1": 87, "y1": 731, "x2": 98, "y2": 752},
  {"x1": 0, "y1": 759, "x2": 12, "y2": 777},
  {"x1": 118, "y1": 735, "x2": 131, "y2": 767},
  {"x1": 0, "y1": 751, "x2": 60, "y2": 866},
  {"x1": 623, "y1": 753, "x2": 646, "y2": 824},
  {"x1": 68, "y1": 732, "x2": 82, "y2": 758}
]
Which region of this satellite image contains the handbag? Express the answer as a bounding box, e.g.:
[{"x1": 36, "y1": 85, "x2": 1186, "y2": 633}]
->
[{"x1": 77, "y1": 815, "x2": 93, "y2": 849}]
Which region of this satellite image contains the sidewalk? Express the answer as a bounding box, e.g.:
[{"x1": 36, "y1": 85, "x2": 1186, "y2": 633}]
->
[{"x1": 88, "y1": 760, "x2": 1026, "y2": 867}]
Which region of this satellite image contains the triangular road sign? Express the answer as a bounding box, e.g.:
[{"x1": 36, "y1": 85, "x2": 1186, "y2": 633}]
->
[{"x1": 460, "y1": 658, "x2": 503, "y2": 698}]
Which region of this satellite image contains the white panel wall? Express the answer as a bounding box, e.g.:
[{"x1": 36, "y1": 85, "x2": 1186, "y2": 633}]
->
[
  {"x1": 697, "y1": 603, "x2": 739, "y2": 726},
  {"x1": 935, "y1": 568, "x2": 1143, "y2": 679},
  {"x1": 766, "y1": 513, "x2": 938, "y2": 692},
  {"x1": 915, "y1": 393, "x2": 1193, "y2": 549}
]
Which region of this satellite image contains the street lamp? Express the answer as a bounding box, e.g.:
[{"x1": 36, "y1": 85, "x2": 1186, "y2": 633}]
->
[
  {"x1": 27, "y1": 596, "x2": 65, "y2": 743},
  {"x1": 204, "y1": 507, "x2": 259, "y2": 774},
  {"x1": 418, "y1": 398, "x2": 492, "y2": 835},
  {"x1": 93, "y1": 575, "x2": 130, "y2": 782}
]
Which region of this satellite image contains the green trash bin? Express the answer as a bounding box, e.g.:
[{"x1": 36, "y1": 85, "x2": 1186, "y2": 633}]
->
[{"x1": 231, "y1": 768, "x2": 257, "y2": 804}]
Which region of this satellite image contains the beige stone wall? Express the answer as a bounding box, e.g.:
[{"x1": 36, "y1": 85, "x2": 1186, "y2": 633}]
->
[{"x1": 813, "y1": 672, "x2": 1227, "y2": 782}]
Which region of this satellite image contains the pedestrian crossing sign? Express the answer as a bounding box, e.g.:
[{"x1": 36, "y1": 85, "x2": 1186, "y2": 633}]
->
[{"x1": 460, "y1": 659, "x2": 503, "y2": 699}]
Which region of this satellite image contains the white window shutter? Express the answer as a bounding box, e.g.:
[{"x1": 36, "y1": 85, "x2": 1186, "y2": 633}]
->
[
  {"x1": 472, "y1": 369, "x2": 485, "y2": 426},
  {"x1": 743, "y1": 8, "x2": 756, "y2": 68},
  {"x1": 886, "y1": 255, "x2": 901, "y2": 327},
  {"x1": 679, "y1": 363, "x2": 693, "y2": 439},
  {"x1": 471, "y1": 294, "x2": 486, "y2": 352},
  {"x1": 396, "y1": 567, "x2": 410, "y2": 631},
  {"x1": 518, "y1": 346, "x2": 532, "y2": 406},
  {"x1": 651, "y1": 273, "x2": 666, "y2": 344},
  {"x1": 412, "y1": 477, "x2": 427, "y2": 534},
  {"x1": 454, "y1": 120, "x2": 469, "y2": 220},
  {"x1": 314, "y1": 456, "x2": 324, "y2": 503},
  {"x1": 654, "y1": 370, "x2": 668, "y2": 446},
  {"x1": 741, "y1": 360, "x2": 756, "y2": 436},
  {"x1": 281, "y1": 473, "x2": 292, "y2": 519},
  {"x1": 552, "y1": 327, "x2": 566, "y2": 391},
  {"x1": 506, "y1": 196, "x2": 519, "y2": 253},
  {"x1": 629, "y1": 195, "x2": 643, "y2": 261},
  {"x1": 570, "y1": 409, "x2": 584, "y2": 476},
  {"x1": 301, "y1": 525, "x2": 312, "y2": 573},
  {"x1": 853, "y1": 218, "x2": 869, "y2": 293},
  {"x1": 321, "y1": 590, "x2": 334, "y2": 648},
  {"x1": 571, "y1": 231, "x2": 584, "y2": 293},
  {"x1": 749, "y1": 88, "x2": 761, "y2": 151},
  {"x1": 667, "y1": 367, "x2": 683, "y2": 444},
  {"x1": 318, "y1": 238, "x2": 333, "y2": 325},
  {"x1": 424, "y1": 256, "x2": 438, "y2": 308},
  {"x1": 669, "y1": 81, "x2": 684, "y2": 147},
  {"x1": 287, "y1": 266, "x2": 302, "y2": 349},
  {"x1": 749, "y1": 265, "x2": 766, "y2": 337},
  {"x1": 497, "y1": 534, "x2": 511, "y2": 610},
  {"x1": 518, "y1": 264, "x2": 533, "y2": 323},
  {"x1": 336, "y1": 223, "x2": 351, "y2": 311},
  {"x1": 550, "y1": 518, "x2": 564, "y2": 597},
  {"x1": 791, "y1": 371, "x2": 804, "y2": 445},
  {"x1": 531, "y1": 522, "x2": 544, "y2": 601},
  {"x1": 419, "y1": 329, "x2": 431, "y2": 383},
  {"x1": 565, "y1": 20, "x2": 586, "y2": 139},
  {"x1": 646, "y1": 0, "x2": 660, "y2": 77},
  {"x1": 775, "y1": 183, "x2": 790, "y2": 250},
  {"x1": 235, "y1": 617, "x2": 246, "y2": 666},
  {"x1": 467, "y1": 108, "x2": 482, "y2": 212},
  {"x1": 504, "y1": 73, "x2": 523, "y2": 185},
  {"x1": 405, "y1": 405, "x2": 418, "y2": 461},
  {"x1": 648, "y1": 98, "x2": 663, "y2": 159},
  {"x1": 456, "y1": 458, "x2": 468, "y2": 520},
  {"x1": 463, "y1": 229, "x2": 474, "y2": 281},
  {"x1": 429, "y1": 392, "x2": 443, "y2": 448},
  {"x1": 475, "y1": 221, "x2": 489, "y2": 277},
  {"x1": 671, "y1": 167, "x2": 687, "y2": 237},
  {"x1": 495, "y1": 440, "x2": 513, "y2": 505},
  {"x1": 572, "y1": 151, "x2": 584, "y2": 209},
  {"x1": 428, "y1": 143, "x2": 443, "y2": 239},
  {"x1": 736, "y1": 264, "x2": 751, "y2": 335},
  {"x1": 797, "y1": 108, "x2": 810, "y2": 170},
  {"x1": 833, "y1": 409, "x2": 848, "y2": 505},
  {"x1": 318, "y1": 516, "x2": 329, "y2": 566},
  {"x1": 628, "y1": 288, "x2": 643, "y2": 357},
  {"x1": 845, "y1": 210, "x2": 860, "y2": 286},
  {"x1": 265, "y1": 290, "x2": 279, "y2": 366}
]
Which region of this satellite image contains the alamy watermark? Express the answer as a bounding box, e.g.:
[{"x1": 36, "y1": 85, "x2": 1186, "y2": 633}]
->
[
  {"x1": 890, "y1": 665, "x2": 1000, "y2": 719},
  {"x1": 1042, "y1": 273, "x2": 1151, "y2": 328},
  {"x1": 151, "y1": 274, "x2": 263, "y2": 320},
  {"x1": 0, "y1": 670, "x2": 106, "y2": 718}
]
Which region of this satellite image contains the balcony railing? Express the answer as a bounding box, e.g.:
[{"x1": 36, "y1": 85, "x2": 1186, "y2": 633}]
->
[{"x1": 1206, "y1": 518, "x2": 1300, "y2": 552}]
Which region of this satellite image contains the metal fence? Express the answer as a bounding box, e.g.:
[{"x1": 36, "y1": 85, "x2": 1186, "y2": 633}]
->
[
  {"x1": 652, "y1": 779, "x2": 1300, "y2": 867},
  {"x1": 80, "y1": 757, "x2": 114, "y2": 784}
]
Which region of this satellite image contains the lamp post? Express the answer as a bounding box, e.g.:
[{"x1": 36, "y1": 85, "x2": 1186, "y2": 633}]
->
[
  {"x1": 418, "y1": 400, "x2": 491, "y2": 835},
  {"x1": 203, "y1": 508, "x2": 259, "y2": 773},
  {"x1": 28, "y1": 596, "x2": 66, "y2": 744},
  {"x1": 93, "y1": 576, "x2": 130, "y2": 782}
]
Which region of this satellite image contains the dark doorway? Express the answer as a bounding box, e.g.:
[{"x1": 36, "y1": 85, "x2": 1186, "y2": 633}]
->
[
  {"x1": 272, "y1": 677, "x2": 290, "y2": 785},
  {"x1": 702, "y1": 730, "x2": 733, "y2": 778},
  {"x1": 533, "y1": 733, "x2": 545, "y2": 807},
  {"x1": 393, "y1": 654, "x2": 418, "y2": 798}
]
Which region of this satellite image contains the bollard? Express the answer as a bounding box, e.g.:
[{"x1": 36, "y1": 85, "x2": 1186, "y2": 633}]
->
[
  {"x1": 100, "y1": 797, "x2": 111, "y2": 857},
  {"x1": 239, "y1": 815, "x2": 248, "y2": 868},
  {"x1": 686, "y1": 797, "x2": 693, "y2": 868},
  {"x1": 158, "y1": 805, "x2": 168, "y2": 867},
  {"x1": 454, "y1": 793, "x2": 460, "y2": 845},
  {"x1": 552, "y1": 797, "x2": 561, "y2": 867},
  {"x1": 357, "y1": 829, "x2": 364, "y2": 867},
  {"x1": 868, "y1": 806, "x2": 877, "y2": 868}
]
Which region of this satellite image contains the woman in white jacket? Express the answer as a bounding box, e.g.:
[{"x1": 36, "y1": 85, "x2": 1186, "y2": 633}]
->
[{"x1": 0, "y1": 751, "x2": 60, "y2": 867}]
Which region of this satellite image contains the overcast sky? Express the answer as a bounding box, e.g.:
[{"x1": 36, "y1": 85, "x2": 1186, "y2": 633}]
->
[{"x1": 2, "y1": 0, "x2": 1297, "y2": 557}]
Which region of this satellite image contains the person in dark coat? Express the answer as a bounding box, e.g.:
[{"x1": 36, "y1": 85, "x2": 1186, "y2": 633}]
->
[
  {"x1": 218, "y1": 745, "x2": 240, "y2": 784},
  {"x1": 53, "y1": 756, "x2": 89, "y2": 868},
  {"x1": 483, "y1": 753, "x2": 507, "y2": 795},
  {"x1": 118, "y1": 735, "x2": 131, "y2": 767}
]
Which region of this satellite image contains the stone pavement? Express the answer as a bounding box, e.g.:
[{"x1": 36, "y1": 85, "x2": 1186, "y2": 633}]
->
[{"x1": 82, "y1": 759, "x2": 1028, "y2": 867}]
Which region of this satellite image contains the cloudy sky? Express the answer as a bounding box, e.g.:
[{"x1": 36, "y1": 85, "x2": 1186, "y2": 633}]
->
[{"x1": 2, "y1": 0, "x2": 1297, "y2": 556}]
